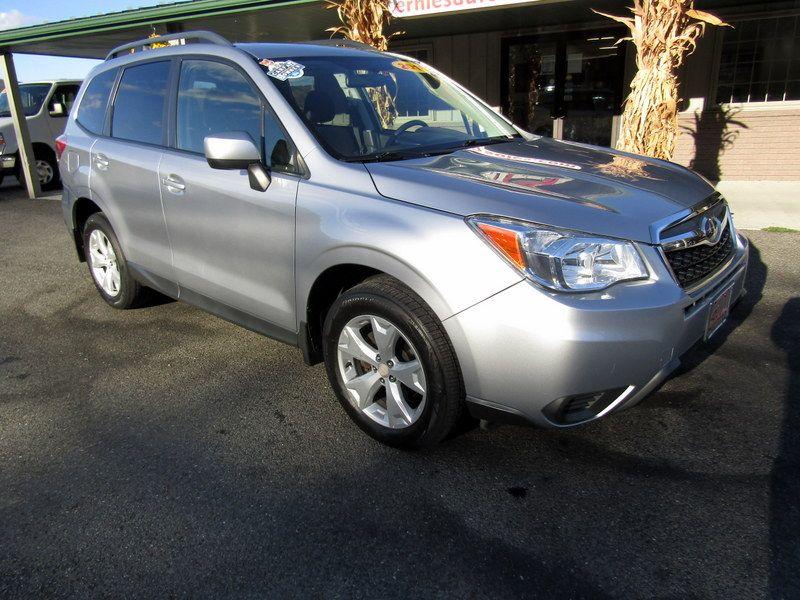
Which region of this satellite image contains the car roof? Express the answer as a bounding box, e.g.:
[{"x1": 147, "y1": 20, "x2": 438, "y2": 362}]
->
[
  {"x1": 235, "y1": 42, "x2": 386, "y2": 60},
  {"x1": 19, "y1": 79, "x2": 82, "y2": 85}
]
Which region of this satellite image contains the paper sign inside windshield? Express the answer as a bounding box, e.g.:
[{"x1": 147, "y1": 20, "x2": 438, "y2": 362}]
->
[{"x1": 260, "y1": 59, "x2": 305, "y2": 81}]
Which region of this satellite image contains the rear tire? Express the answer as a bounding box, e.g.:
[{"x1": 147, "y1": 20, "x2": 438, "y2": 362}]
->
[
  {"x1": 323, "y1": 274, "x2": 464, "y2": 448},
  {"x1": 83, "y1": 212, "x2": 149, "y2": 309}
]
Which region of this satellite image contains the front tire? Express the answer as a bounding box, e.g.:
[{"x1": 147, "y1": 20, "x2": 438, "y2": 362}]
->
[
  {"x1": 323, "y1": 275, "x2": 463, "y2": 448},
  {"x1": 35, "y1": 151, "x2": 60, "y2": 191},
  {"x1": 83, "y1": 213, "x2": 148, "y2": 309}
]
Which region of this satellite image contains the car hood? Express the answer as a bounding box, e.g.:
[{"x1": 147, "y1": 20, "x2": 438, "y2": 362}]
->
[{"x1": 365, "y1": 137, "x2": 714, "y2": 244}]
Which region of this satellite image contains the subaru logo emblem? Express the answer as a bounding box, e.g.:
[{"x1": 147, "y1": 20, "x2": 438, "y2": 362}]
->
[{"x1": 701, "y1": 216, "x2": 722, "y2": 244}]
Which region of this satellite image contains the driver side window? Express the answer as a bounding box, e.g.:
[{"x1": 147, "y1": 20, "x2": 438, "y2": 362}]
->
[
  {"x1": 176, "y1": 60, "x2": 298, "y2": 175},
  {"x1": 49, "y1": 84, "x2": 80, "y2": 116}
]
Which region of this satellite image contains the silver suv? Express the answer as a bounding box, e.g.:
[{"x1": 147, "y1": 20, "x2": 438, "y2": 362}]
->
[{"x1": 59, "y1": 32, "x2": 749, "y2": 447}]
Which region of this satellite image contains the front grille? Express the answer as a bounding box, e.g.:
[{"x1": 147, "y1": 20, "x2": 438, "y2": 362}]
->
[{"x1": 665, "y1": 226, "x2": 734, "y2": 288}]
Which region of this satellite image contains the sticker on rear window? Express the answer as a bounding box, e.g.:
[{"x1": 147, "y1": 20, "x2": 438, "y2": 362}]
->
[
  {"x1": 260, "y1": 59, "x2": 306, "y2": 81},
  {"x1": 392, "y1": 60, "x2": 427, "y2": 73}
]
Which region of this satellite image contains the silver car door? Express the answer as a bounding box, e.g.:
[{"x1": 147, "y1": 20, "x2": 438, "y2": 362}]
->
[
  {"x1": 89, "y1": 60, "x2": 175, "y2": 288},
  {"x1": 160, "y1": 58, "x2": 298, "y2": 332}
]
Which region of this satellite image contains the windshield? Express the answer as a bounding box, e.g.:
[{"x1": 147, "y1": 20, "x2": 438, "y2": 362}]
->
[
  {"x1": 0, "y1": 84, "x2": 52, "y2": 118},
  {"x1": 263, "y1": 55, "x2": 519, "y2": 161}
]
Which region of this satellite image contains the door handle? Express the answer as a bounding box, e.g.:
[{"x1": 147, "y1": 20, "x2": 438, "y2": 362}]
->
[
  {"x1": 161, "y1": 175, "x2": 186, "y2": 193},
  {"x1": 94, "y1": 154, "x2": 109, "y2": 171}
]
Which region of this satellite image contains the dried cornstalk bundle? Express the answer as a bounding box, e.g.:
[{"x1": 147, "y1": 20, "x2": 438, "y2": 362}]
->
[
  {"x1": 596, "y1": 154, "x2": 655, "y2": 180},
  {"x1": 325, "y1": 0, "x2": 399, "y2": 51},
  {"x1": 147, "y1": 32, "x2": 169, "y2": 49},
  {"x1": 368, "y1": 87, "x2": 399, "y2": 128},
  {"x1": 325, "y1": 0, "x2": 402, "y2": 125},
  {"x1": 596, "y1": 0, "x2": 728, "y2": 160}
]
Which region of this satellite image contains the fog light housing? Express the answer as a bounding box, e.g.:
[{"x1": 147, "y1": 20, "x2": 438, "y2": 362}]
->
[{"x1": 543, "y1": 387, "x2": 629, "y2": 425}]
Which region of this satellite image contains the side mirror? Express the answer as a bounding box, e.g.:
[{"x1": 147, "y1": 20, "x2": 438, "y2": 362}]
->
[
  {"x1": 49, "y1": 102, "x2": 65, "y2": 117},
  {"x1": 204, "y1": 131, "x2": 270, "y2": 191}
]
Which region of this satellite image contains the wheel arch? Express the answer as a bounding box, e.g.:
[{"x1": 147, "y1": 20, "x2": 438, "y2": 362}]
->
[
  {"x1": 32, "y1": 141, "x2": 56, "y2": 160},
  {"x1": 71, "y1": 197, "x2": 103, "y2": 261},
  {"x1": 299, "y1": 250, "x2": 454, "y2": 366}
]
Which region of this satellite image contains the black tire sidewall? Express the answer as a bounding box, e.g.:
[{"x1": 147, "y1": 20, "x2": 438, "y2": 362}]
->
[
  {"x1": 83, "y1": 213, "x2": 139, "y2": 309},
  {"x1": 37, "y1": 152, "x2": 61, "y2": 191},
  {"x1": 323, "y1": 288, "x2": 452, "y2": 448}
]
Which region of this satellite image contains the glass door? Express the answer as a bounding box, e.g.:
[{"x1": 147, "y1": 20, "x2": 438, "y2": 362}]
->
[
  {"x1": 505, "y1": 39, "x2": 559, "y2": 138},
  {"x1": 503, "y1": 30, "x2": 626, "y2": 147}
]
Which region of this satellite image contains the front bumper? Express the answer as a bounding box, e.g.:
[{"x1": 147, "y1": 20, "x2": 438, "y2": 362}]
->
[{"x1": 443, "y1": 232, "x2": 750, "y2": 427}]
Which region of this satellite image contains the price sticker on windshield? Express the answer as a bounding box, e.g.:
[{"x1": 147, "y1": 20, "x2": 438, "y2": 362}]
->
[
  {"x1": 392, "y1": 60, "x2": 428, "y2": 73},
  {"x1": 260, "y1": 59, "x2": 306, "y2": 81}
]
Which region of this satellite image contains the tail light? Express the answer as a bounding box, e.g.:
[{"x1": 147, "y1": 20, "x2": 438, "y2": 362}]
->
[{"x1": 55, "y1": 135, "x2": 68, "y2": 161}]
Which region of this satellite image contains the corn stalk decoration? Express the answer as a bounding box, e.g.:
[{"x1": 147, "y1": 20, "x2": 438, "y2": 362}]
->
[
  {"x1": 595, "y1": 0, "x2": 729, "y2": 160},
  {"x1": 147, "y1": 32, "x2": 170, "y2": 49},
  {"x1": 325, "y1": 0, "x2": 401, "y2": 127}
]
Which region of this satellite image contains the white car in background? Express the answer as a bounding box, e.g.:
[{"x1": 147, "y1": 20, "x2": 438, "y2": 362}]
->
[{"x1": 0, "y1": 79, "x2": 82, "y2": 190}]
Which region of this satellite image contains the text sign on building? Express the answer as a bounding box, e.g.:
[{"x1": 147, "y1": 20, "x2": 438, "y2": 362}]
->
[{"x1": 390, "y1": 0, "x2": 539, "y2": 18}]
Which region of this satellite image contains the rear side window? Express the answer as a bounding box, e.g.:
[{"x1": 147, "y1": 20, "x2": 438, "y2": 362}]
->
[
  {"x1": 76, "y1": 69, "x2": 117, "y2": 134},
  {"x1": 176, "y1": 60, "x2": 262, "y2": 154},
  {"x1": 112, "y1": 61, "x2": 170, "y2": 145}
]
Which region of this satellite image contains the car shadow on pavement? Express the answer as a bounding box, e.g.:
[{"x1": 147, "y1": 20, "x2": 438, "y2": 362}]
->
[{"x1": 769, "y1": 296, "x2": 800, "y2": 598}]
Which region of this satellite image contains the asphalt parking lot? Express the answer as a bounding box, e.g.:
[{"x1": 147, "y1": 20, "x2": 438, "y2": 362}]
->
[{"x1": 1, "y1": 184, "x2": 799, "y2": 599}]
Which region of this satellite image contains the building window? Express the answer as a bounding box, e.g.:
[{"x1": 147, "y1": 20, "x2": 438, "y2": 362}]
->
[{"x1": 716, "y1": 15, "x2": 800, "y2": 103}]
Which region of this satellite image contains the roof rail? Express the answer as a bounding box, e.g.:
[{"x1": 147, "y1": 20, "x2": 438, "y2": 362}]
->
[
  {"x1": 305, "y1": 39, "x2": 381, "y2": 52},
  {"x1": 106, "y1": 30, "x2": 231, "y2": 60}
]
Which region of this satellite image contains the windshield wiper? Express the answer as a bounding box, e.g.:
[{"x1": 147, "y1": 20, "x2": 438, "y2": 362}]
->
[
  {"x1": 454, "y1": 135, "x2": 521, "y2": 150},
  {"x1": 352, "y1": 134, "x2": 521, "y2": 163},
  {"x1": 355, "y1": 148, "x2": 434, "y2": 163}
]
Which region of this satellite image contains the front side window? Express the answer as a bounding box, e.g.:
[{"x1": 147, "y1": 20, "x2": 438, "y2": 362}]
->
[
  {"x1": 177, "y1": 60, "x2": 262, "y2": 155},
  {"x1": 0, "y1": 83, "x2": 52, "y2": 118},
  {"x1": 112, "y1": 61, "x2": 170, "y2": 145},
  {"x1": 76, "y1": 69, "x2": 117, "y2": 134},
  {"x1": 716, "y1": 15, "x2": 800, "y2": 103},
  {"x1": 266, "y1": 55, "x2": 519, "y2": 161},
  {"x1": 49, "y1": 84, "x2": 80, "y2": 116}
]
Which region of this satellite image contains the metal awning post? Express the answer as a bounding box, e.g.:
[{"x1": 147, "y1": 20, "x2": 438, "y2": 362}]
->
[{"x1": 0, "y1": 52, "x2": 41, "y2": 199}]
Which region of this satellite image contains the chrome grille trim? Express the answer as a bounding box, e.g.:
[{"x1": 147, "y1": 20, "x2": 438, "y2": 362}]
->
[{"x1": 658, "y1": 194, "x2": 737, "y2": 290}]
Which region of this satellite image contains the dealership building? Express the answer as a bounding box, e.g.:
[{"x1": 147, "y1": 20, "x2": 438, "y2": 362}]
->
[{"x1": 1, "y1": 0, "x2": 798, "y2": 211}]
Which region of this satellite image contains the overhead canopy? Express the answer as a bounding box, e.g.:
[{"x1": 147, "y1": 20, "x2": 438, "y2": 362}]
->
[
  {"x1": 0, "y1": 0, "x2": 778, "y2": 61},
  {"x1": 0, "y1": 0, "x2": 787, "y2": 201}
]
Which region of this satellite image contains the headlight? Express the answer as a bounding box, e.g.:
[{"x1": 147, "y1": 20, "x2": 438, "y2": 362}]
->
[{"x1": 468, "y1": 215, "x2": 649, "y2": 292}]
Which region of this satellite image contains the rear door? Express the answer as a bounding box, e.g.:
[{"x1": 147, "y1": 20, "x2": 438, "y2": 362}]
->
[
  {"x1": 89, "y1": 59, "x2": 175, "y2": 288},
  {"x1": 66, "y1": 69, "x2": 117, "y2": 202},
  {"x1": 159, "y1": 58, "x2": 299, "y2": 332}
]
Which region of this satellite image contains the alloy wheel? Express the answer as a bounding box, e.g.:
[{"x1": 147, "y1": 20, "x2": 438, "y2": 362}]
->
[
  {"x1": 336, "y1": 314, "x2": 427, "y2": 429},
  {"x1": 88, "y1": 229, "x2": 121, "y2": 297},
  {"x1": 36, "y1": 159, "x2": 54, "y2": 185}
]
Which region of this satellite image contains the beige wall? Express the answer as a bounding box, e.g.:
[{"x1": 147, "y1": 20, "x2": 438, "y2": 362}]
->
[
  {"x1": 674, "y1": 106, "x2": 800, "y2": 182},
  {"x1": 674, "y1": 28, "x2": 800, "y2": 182}
]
